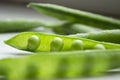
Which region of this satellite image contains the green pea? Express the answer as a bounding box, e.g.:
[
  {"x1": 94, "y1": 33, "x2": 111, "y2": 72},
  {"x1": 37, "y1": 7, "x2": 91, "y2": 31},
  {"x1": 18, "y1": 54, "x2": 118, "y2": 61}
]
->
[
  {"x1": 50, "y1": 37, "x2": 63, "y2": 51},
  {"x1": 71, "y1": 40, "x2": 83, "y2": 50},
  {"x1": 27, "y1": 35, "x2": 40, "y2": 51},
  {"x1": 94, "y1": 44, "x2": 106, "y2": 50}
]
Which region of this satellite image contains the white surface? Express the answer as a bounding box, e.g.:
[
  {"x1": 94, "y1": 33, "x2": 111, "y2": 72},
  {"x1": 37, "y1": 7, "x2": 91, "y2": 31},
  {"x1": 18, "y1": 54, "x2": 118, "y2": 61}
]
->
[
  {"x1": 0, "y1": 33, "x2": 30, "y2": 59},
  {"x1": 0, "y1": 3, "x2": 120, "y2": 80}
]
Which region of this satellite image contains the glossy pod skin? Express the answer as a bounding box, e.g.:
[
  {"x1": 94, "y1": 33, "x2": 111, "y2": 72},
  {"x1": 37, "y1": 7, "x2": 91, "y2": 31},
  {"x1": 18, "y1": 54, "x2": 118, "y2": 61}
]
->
[
  {"x1": 0, "y1": 49, "x2": 120, "y2": 79},
  {"x1": 28, "y1": 3, "x2": 120, "y2": 29},
  {"x1": 4, "y1": 32, "x2": 120, "y2": 52},
  {"x1": 69, "y1": 30, "x2": 120, "y2": 44}
]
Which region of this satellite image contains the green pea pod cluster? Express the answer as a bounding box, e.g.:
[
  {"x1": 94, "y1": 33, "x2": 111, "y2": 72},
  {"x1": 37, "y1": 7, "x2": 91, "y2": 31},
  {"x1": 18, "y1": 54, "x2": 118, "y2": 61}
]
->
[
  {"x1": 0, "y1": 19, "x2": 100, "y2": 34},
  {"x1": 1, "y1": 2, "x2": 120, "y2": 79},
  {"x1": 1, "y1": 49, "x2": 120, "y2": 79},
  {"x1": 1, "y1": 3, "x2": 120, "y2": 34}
]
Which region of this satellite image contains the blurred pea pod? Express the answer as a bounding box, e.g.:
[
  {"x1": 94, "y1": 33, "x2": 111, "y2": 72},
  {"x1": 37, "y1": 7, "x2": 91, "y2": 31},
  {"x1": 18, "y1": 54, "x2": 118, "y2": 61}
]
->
[
  {"x1": 0, "y1": 19, "x2": 60, "y2": 33},
  {"x1": 53, "y1": 22, "x2": 101, "y2": 35},
  {"x1": 69, "y1": 30, "x2": 120, "y2": 44},
  {"x1": 1, "y1": 49, "x2": 120, "y2": 79},
  {"x1": 0, "y1": 19, "x2": 99, "y2": 34},
  {"x1": 28, "y1": 3, "x2": 120, "y2": 29}
]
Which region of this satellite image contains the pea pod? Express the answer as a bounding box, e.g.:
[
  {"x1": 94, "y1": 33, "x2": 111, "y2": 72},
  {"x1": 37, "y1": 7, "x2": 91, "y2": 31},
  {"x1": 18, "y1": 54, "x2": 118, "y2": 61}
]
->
[
  {"x1": 28, "y1": 3, "x2": 120, "y2": 29},
  {"x1": 53, "y1": 22, "x2": 101, "y2": 35},
  {"x1": 4, "y1": 32, "x2": 120, "y2": 52},
  {"x1": 0, "y1": 19, "x2": 59, "y2": 33},
  {"x1": 0, "y1": 57, "x2": 29, "y2": 80},
  {"x1": 0, "y1": 19, "x2": 100, "y2": 34},
  {"x1": 1, "y1": 49, "x2": 120, "y2": 79},
  {"x1": 69, "y1": 30, "x2": 120, "y2": 44}
]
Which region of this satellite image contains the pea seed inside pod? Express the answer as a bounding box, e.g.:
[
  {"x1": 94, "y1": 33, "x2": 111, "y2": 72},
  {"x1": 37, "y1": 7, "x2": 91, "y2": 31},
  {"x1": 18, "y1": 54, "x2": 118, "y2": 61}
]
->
[
  {"x1": 27, "y1": 35, "x2": 40, "y2": 51},
  {"x1": 50, "y1": 37, "x2": 63, "y2": 51},
  {"x1": 71, "y1": 40, "x2": 83, "y2": 50},
  {"x1": 94, "y1": 44, "x2": 106, "y2": 50}
]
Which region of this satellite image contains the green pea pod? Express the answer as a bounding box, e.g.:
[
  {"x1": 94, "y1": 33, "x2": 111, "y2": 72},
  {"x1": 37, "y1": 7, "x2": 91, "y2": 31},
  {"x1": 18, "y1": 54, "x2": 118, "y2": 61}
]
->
[
  {"x1": 53, "y1": 23, "x2": 101, "y2": 35},
  {"x1": 4, "y1": 32, "x2": 120, "y2": 52},
  {"x1": 69, "y1": 30, "x2": 120, "y2": 44},
  {"x1": 0, "y1": 19, "x2": 100, "y2": 34},
  {"x1": 1, "y1": 49, "x2": 120, "y2": 79},
  {"x1": 28, "y1": 3, "x2": 120, "y2": 29},
  {"x1": 0, "y1": 19, "x2": 59, "y2": 33},
  {"x1": 0, "y1": 57, "x2": 28, "y2": 80}
]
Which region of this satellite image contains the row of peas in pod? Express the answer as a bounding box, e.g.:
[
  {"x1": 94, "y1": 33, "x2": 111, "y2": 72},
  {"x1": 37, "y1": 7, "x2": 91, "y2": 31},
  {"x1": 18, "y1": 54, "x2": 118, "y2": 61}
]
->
[{"x1": 5, "y1": 32, "x2": 120, "y2": 52}]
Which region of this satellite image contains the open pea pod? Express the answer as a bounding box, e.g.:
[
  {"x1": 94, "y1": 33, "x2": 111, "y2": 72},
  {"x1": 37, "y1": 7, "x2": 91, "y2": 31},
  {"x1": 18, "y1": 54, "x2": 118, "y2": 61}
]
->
[
  {"x1": 1, "y1": 49, "x2": 120, "y2": 79},
  {"x1": 4, "y1": 32, "x2": 120, "y2": 52}
]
